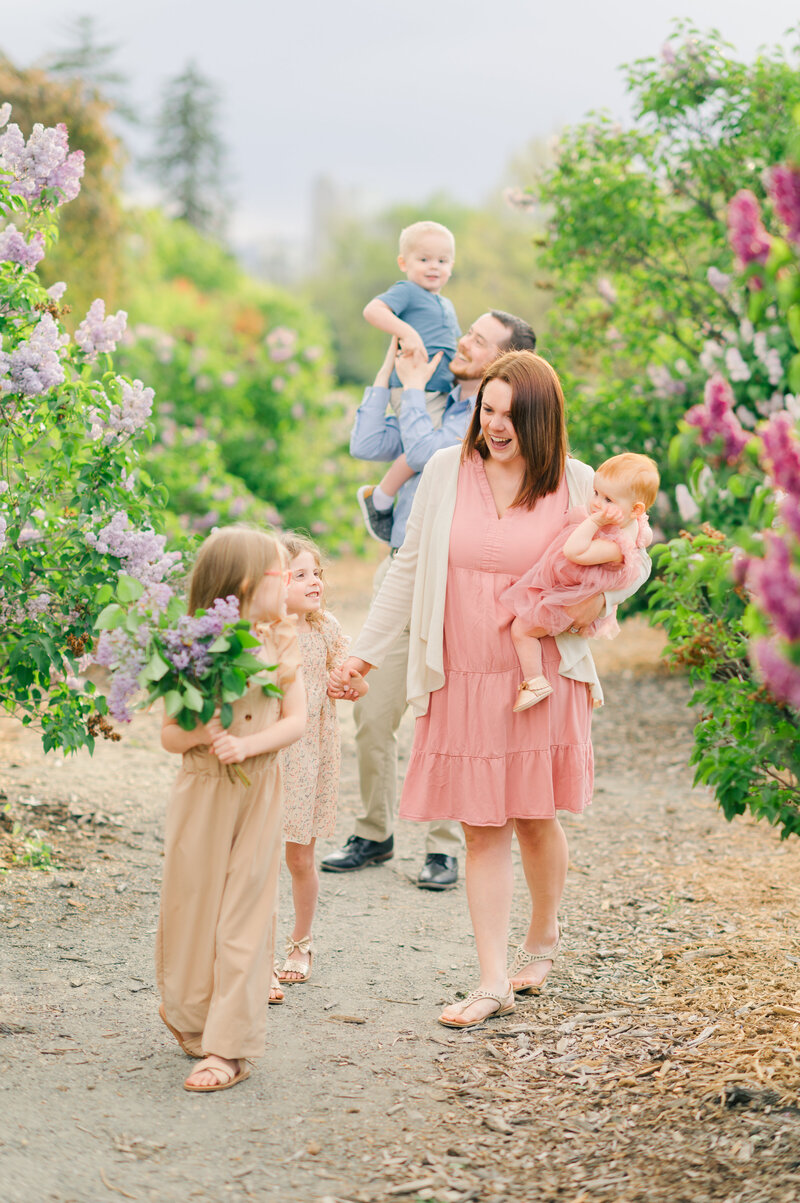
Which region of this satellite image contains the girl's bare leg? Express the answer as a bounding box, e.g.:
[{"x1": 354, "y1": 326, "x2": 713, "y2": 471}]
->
[
  {"x1": 439, "y1": 822, "x2": 514, "y2": 1024},
  {"x1": 510, "y1": 817, "x2": 567, "y2": 988},
  {"x1": 281, "y1": 839, "x2": 318, "y2": 980}
]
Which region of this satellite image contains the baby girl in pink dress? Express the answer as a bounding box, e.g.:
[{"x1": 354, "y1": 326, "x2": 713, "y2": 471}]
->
[{"x1": 501, "y1": 453, "x2": 660, "y2": 712}]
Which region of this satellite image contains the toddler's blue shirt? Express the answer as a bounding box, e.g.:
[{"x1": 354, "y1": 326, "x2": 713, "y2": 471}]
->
[{"x1": 375, "y1": 280, "x2": 460, "y2": 393}]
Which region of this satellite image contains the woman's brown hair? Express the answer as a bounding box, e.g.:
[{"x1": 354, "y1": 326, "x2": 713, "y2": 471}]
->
[
  {"x1": 188, "y1": 525, "x2": 283, "y2": 615},
  {"x1": 462, "y1": 350, "x2": 567, "y2": 508}
]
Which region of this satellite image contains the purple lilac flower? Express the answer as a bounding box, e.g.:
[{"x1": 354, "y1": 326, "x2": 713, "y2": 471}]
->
[
  {"x1": 89, "y1": 377, "x2": 154, "y2": 443},
  {"x1": 0, "y1": 224, "x2": 45, "y2": 271},
  {"x1": 0, "y1": 103, "x2": 10, "y2": 128},
  {"x1": 0, "y1": 121, "x2": 84, "y2": 206},
  {"x1": 748, "y1": 535, "x2": 800, "y2": 641},
  {"x1": 753, "y1": 637, "x2": 800, "y2": 711},
  {"x1": 647, "y1": 364, "x2": 686, "y2": 398},
  {"x1": 47, "y1": 281, "x2": 67, "y2": 302},
  {"x1": 685, "y1": 374, "x2": 752, "y2": 462},
  {"x1": 74, "y1": 299, "x2": 128, "y2": 360},
  {"x1": 727, "y1": 191, "x2": 771, "y2": 268},
  {"x1": 94, "y1": 628, "x2": 147, "y2": 722},
  {"x1": 707, "y1": 266, "x2": 731, "y2": 294},
  {"x1": 85, "y1": 511, "x2": 181, "y2": 605},
  {"x1": 161, "y1": 596, "x2": 240, "y2": 678},
  {"x1": 724, "y1": 347, "x2": 750, "y2": 382},
  {"x1": 265, "y1": 326, "x2": 298, "y2": 362},
  {"x1": 768, "y1": 164, "x2": 800, "y2": 245},
  {"x1": 759, "y1": 412, "x2": 800, "y2": 498},
  {"x1": 0, "y1": 512, "x2": 5, "y2": 551},
  {"x1": 0, "y1": 313, "x2": 67, "y2": 398}
]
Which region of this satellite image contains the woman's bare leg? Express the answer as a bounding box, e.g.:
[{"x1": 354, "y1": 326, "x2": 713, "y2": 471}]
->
[
  {"x1": 510, "y1": 817, "x2": 567, "y2": 988},
  {"x1": 439, "y1": 822, "x2": 514, "y2": 1023}
]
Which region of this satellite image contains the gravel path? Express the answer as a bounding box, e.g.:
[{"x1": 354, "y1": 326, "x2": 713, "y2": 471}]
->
[{"x1": 2, "y1": 567, "x2": 799, "y2": 1202}]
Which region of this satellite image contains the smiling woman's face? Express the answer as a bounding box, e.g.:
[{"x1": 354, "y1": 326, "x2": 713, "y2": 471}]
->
[{"x1": 479, "y1": 378, "x2": 520, "y2": 464}]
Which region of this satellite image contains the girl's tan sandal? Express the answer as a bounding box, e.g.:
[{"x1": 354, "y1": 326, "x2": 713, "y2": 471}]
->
[
  {"x1": 513, "y1": 676, "x2": 553, "y2": 712},
  {"x1": 438, "y1": 986, "x2": 515, "y2": 1029},
  {"x1": 184, "y1": 1055, "x2": 250, "y2": 1093},
  {"x1": 158, "y1": 1003, "x2": 202, "y2": 1058},
  {"x1": 277, "y1": 935, "x2": 313, "y2": 984},
  {"x1": 508, "y1": 934, "x2": 561, "y2": 995}
]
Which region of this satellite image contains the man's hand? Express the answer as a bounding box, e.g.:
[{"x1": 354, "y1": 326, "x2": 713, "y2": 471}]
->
[
  {"x1": 374, "y1": 336, "x2": 400, "y2": 388},
  {"x1": 395, "y1": 346, "x2": 443, "y2": 391},
  {"x1": 562, "y1": 593, "x2": 604, "y2": 635}
]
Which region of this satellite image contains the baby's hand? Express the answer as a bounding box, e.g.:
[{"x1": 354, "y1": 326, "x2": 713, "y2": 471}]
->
[{"x1": 593, "y1": 503, "x2": 624, "y2": 527}]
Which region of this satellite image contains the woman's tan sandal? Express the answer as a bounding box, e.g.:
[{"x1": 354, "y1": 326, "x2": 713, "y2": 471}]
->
[
  {"x1": 438, "y1": 986, "x2": 515, "y2": 1029},
  {"x1": 513, "y1": 676, "x2": 553, "y2": 713},
  {"x1": 184, "y1": 1055, "x2": 250, "y2": 1093},
  {"x1": 508, "y1": 934, "x2": 562, "y2": 995},
  {"x1": 158, "y1": 1003, "x2": 202, "y2": 1058},
  {"x1": 277, "y1": 935, "x2": 313, "y2": 984}
]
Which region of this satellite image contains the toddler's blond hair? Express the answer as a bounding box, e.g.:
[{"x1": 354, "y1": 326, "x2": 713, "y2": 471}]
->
[
  {"x1": 596, "y1": 453, "x2": 660, "y2": 509},
  {"x1": 398, "y1": 220, "x2": 455, "y2": 260}
]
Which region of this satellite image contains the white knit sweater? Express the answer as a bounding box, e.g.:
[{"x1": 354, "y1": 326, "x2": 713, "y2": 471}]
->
[{"x1": 352, "y1": 445, "x2": 650, "y2": 714}]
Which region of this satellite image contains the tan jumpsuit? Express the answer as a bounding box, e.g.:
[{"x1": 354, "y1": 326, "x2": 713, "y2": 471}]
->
[{"x1": 155, "y1": 619, "x2": 301, "y2": 1060}]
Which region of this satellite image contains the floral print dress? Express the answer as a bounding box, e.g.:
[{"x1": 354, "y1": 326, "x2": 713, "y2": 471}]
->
[{"x1": 280, "y1": 610, "x2": 349, "y2": 844}]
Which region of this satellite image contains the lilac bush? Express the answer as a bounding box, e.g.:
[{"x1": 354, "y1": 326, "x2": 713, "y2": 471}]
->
[{"x1": 0, "y1": 104, "x2": 177, "y2": 753}]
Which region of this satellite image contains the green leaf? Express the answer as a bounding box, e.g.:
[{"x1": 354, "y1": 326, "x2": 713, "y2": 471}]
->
[
  {"x1": 94, "y1": 603, "x2": 125, "y2": 631},
  {"x1": 182, "y1": 683, "x2": 204, "y2": 712},
  {"x1": 116, "y1": 575, "x2": 144, "y2": 604},
  {"x1": 789, "y1": 353, "x2": 800, "y2": 395},
  {"x1": 220, "y1": 702, "x2": 233, "y2": 728},
  {"x1": 788, "y1": 304, "x2": 800, "y2": 350},
  {"x1": 209, "y1": 635, "x2": 230, "y2": 652},
  {"x1": 163, "y1": 690, "x2": 183, "y2": 717},
  {"x1": 142, "y1": 651, "x2": 170, "y2": 682}
]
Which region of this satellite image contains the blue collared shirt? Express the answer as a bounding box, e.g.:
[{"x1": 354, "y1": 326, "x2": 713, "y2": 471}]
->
[{"x1": 350, "y1": 383, "x2": 476, "y2": 548}]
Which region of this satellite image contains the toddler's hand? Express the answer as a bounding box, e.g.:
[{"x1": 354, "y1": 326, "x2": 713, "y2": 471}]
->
[
  {"x1": 398, "y1": 329, "x2": 427, "y2": 359},
  {"x1": 339, "y1": 668, "x2": 369, "y2": 701},
  {"x1": 593, "y1": 503, "x2": 624, "y2": 527}
]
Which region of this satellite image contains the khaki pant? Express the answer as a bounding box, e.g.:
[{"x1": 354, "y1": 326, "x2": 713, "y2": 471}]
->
[
  {"x1": 353, "y1": 557, "x2": 463, "y2": 857},
  {"x1": 155, "y1": 761, "x2": 282, "y2": 1060}
]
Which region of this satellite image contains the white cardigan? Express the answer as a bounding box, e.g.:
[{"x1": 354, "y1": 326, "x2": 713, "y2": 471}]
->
[{"x1": 352, "y1": 445, "x2": 650, "y2": 715}]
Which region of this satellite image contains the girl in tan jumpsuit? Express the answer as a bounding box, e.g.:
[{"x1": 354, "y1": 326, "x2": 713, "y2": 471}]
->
[{"x1": 156, "y1": 526, "x2": 306, "y2": 1092}]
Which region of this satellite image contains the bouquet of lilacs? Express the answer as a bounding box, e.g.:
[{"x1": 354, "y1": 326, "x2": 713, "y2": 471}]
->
[{"x1": 94, "y1": 577, "x2": 281, "y2": 785}]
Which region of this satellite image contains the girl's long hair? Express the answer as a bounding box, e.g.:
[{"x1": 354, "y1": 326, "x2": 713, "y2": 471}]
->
[
  {"x1": 281, "y1": 531, "x2": 326, "y2": 627},
  {"x1": 188, "y1": 525, "x2": 282, "y2": 617},
  {"x1": 462, "y1": 350, "x2": 567, "y2": 508}
]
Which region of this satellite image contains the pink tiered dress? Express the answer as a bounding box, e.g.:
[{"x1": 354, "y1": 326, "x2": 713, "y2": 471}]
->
[
  {"x1": 501, "y1": 507, "x2": 652, "y2": 641},
  {"x1": 398, "y1": 454, "x2": 594, "y2": 827}
]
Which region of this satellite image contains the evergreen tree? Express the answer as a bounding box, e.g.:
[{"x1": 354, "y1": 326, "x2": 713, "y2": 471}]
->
[
  {"x1": 45, "y1": 14, "x2": 135, "y2": 123},
  {"x1": 149, "y1": 62, "x2": 228, "y2": 237}
]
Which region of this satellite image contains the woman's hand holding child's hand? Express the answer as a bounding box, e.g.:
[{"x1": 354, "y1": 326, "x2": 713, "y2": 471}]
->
[{"x1": 327, "y1": 657, "x2": 371, "y2": 701}]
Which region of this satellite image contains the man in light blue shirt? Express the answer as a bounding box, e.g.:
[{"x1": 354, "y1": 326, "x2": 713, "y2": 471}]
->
[{"x1": 322, "y1": 311, "x2": 538, "y2": 889}]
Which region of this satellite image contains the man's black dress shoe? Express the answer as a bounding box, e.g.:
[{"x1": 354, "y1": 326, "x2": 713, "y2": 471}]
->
[
  {"x1": 417, "y1": 853, "x2": 458, "y2": 890},
  {"x1": 320, "y1": 834, "x2": 394, "y2": 872}
]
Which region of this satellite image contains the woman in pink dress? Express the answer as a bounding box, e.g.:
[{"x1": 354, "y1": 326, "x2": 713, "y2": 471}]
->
[
  {"x1": 502, "y1": 452, "x2": 659, "y2": 712},
  {"x1": 333, "y1": 351, "x2": 649, "y2": 1028}
]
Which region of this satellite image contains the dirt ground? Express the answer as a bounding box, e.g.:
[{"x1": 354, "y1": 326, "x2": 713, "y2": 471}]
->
[{"x1": 2, "y1": 553, "x2": 800, "y2": 1203}]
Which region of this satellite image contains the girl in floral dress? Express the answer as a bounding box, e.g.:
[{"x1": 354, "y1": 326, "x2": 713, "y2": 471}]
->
[{"x1": 276, "y1": 534, "x2": 367, "y2": 987}]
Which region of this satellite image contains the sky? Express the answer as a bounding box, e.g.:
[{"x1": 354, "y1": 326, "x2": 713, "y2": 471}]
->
[{"x1": 3, "y1": 1, "x2": 799, "y2": 263}]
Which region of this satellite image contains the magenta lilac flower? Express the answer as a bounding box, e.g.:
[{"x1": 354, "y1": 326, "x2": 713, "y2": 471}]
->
[
  {"x1": 759, "y1": 411, "x2": 800, "y2": 499},
  {"x1": 748, "y1": 534, "x2": 800, "y2": 641},
  {"x1": 727, "y1": 190, "x2": 771, "y2": 268},
  {"x1": 0, "y1": 121, "x2": 84, "y2": 206},
  {"x1": 0, "y1": 224, "x2": 45, "y2": 271},
  {"x1": 685, "y1": 374, "x2": 752, "y2": 462},
  {"x1": 753, "y1": 637, "x2": 800, "y2": 711},
  {"x1": 75, "y1": 299, "x2": 128, "y2": 360},
  {"x1": 0, "y1": 313, "x2": 67, "y2": 398},
  {"x1": 768, "y1": 164, "x2": 800, "y2": 245}
]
